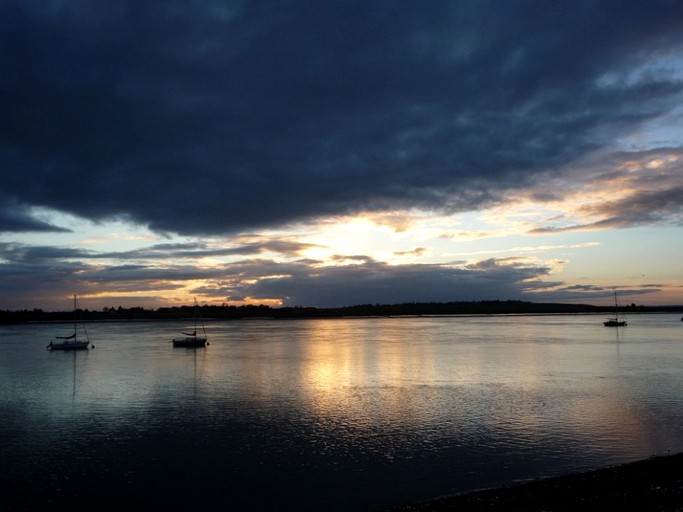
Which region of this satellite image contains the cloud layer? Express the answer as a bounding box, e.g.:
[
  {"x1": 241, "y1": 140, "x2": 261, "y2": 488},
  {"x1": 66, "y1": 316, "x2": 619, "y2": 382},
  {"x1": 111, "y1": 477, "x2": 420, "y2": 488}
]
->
[
  {"x1": 3, "y1": 0, "x2": 682, "y2": 235},
  {"x1": 0, "y1": 236, "x2": 668, "y2": 310}
]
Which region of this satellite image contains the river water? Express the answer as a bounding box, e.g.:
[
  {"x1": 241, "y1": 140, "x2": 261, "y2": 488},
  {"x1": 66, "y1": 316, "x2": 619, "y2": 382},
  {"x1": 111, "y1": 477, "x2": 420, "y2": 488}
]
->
[{"x1": 1, "y1": 314, "x2": 682, "y2": 510}]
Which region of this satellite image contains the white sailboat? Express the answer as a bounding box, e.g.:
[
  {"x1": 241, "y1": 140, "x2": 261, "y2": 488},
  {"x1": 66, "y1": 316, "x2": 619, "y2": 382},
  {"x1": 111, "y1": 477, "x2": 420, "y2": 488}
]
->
[
  {"x1": 604, "y1": 292, "x2": 627, "y2": 327},
  {"x1": 172, "y1": 298, "x2": 208, "y2": 348},
  {"x1": 47, "y1": 295, "x2": 92, "y2": 350}
]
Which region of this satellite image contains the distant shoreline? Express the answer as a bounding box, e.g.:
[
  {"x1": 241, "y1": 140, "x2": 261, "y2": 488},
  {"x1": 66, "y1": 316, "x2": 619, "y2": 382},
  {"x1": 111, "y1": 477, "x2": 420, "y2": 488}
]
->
[{"x1": 2, "y1": 300, "x2": 683, "y2": 324}]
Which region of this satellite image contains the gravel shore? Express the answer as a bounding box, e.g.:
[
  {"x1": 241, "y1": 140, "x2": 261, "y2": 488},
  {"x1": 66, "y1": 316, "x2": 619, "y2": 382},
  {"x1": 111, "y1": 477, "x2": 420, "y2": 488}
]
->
[{"x1": 382, "y1": 452, "x2": 683, "y2": 511}]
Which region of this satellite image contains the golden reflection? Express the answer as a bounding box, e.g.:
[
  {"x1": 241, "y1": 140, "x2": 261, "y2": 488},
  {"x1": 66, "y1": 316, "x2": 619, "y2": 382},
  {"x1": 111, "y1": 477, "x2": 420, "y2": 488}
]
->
[
  {"x1": 296, "y1": 319, "x2": 444, "y2": 428},
  {"x1": 168, "y1": 316, "x2": 682, "y2": 461}
]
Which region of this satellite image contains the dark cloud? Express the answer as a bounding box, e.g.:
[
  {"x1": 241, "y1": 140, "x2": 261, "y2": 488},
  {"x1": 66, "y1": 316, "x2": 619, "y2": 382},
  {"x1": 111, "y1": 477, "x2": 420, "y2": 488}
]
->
[
  {"x1": 87, "y1": 239, "x2": 316, "y2": 260},
  {"x1": 195, "y1": 256, "x2": 665, "y2": 307},
  {"x1": 0, "y1": 243, "x2": 93, "y2": 262},
  {"x1": 0, "y1": 238, "x2": 317, "y2": 265},
  {"x1": 0, "y1": 197, "x2": 70, "y2": 233},
  {"x1": 2, "y1": 0, "x2": 682, "y2": 235},
  {"x1": 530, "y1": 148, "x2": 683, "y2": 233},
  {"x1": 584, "y1": 187, "x2": 683, "y2": 227},
  {"x1": 196, "y1": 256, "x2": 560, "y2": 307},
  {"x1": 0, "y1": 209, "x2": 69, "y2": 233},
  {"x1": 548, "y1": 283, "x2": 665, "y2": 302},
  {"x1": 0, "y1": 236, "x2": 666, "y2": 309},
  {"x1": 0, "y1": 259, "x2": 87, "y2": 308}
]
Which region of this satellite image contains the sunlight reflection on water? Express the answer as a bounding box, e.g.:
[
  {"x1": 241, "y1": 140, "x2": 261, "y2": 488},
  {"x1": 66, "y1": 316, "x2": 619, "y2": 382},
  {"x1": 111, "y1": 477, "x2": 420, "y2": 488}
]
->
[{"x1": 1, "y1": 314, "x2": 682, "y2": 510}]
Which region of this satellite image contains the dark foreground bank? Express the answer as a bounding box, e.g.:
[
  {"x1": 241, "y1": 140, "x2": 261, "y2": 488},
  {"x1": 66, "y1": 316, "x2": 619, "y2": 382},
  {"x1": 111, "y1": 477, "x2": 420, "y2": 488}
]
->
[
  {"x1": 382, "y1": 452, "x2": 683, "y2": 512},
  {"x1": 3, "y1": 453, "x2": 681, "y2": 511}
]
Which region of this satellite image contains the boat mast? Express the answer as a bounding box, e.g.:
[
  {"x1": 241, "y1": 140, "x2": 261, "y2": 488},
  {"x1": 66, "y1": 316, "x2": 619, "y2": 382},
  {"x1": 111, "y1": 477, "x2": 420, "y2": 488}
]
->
[
  {"x1": 194, "y1": 297, "x2": 207, "y2": 337},
  {"x1": 194, "y1": 297, "x2": 198, "y2": 333},
  {"x1": 614, "y1": 291, "x2": 626, "y2": 324},
  {"x1": 73, "y1": 294, "x2": 77, "y2": 341}
]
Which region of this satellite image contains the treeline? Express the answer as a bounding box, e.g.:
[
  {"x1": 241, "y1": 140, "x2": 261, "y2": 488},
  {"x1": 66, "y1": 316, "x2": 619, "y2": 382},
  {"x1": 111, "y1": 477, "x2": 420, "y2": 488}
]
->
[{"x1": 1, "y1": 300, "x2": 680, "y2": 324}]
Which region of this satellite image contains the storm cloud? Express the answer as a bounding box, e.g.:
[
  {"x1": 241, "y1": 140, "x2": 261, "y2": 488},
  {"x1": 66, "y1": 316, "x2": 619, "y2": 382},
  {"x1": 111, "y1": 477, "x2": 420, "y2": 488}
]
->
[{"x1": 3, "y1": 0, "x2": 682, "y2": 235}]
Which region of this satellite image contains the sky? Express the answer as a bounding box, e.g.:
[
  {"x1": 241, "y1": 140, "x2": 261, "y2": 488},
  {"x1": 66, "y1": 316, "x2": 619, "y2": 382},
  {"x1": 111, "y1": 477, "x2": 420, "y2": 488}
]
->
[{"x1": 1, "y1": 0, "x2": 683, "y2": 311}]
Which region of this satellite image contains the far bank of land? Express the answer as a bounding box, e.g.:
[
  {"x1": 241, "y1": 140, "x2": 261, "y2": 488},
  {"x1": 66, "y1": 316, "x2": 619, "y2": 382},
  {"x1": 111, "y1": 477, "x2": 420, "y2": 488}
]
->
[{"x1": 2, "y1": 299, "x2": 682, "y2": 324}]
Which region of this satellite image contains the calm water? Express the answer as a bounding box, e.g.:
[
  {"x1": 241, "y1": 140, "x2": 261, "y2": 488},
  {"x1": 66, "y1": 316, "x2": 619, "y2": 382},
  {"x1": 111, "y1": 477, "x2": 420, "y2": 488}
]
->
[{"x1": 1, "y1": 314, "x2": 682, "y2": 510}]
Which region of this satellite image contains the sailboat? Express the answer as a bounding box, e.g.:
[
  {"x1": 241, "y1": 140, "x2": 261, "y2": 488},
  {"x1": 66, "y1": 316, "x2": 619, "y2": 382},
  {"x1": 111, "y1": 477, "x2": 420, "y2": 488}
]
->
[
  {"x1": 604, "y1": 292, "x2": 627, "y2": 327},
  {"x1": 47, "y1": 295, "x2": 93, "y2": 350},
  {"x1": 172, "y1": 298, "x2": 208, "y2": 348}
]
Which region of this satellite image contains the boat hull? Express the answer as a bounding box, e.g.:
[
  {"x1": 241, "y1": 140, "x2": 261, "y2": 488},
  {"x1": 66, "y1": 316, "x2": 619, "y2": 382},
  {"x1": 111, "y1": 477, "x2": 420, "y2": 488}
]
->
[
  {"x1": 172, "y1": 337, "x2": 208, "y2": 348},
  {"x1": 604, "y1": 320, "x2": 627, "y2": 327},
  {"x1": 48, "y1": 341, "x2": 91, "y2": 350}
]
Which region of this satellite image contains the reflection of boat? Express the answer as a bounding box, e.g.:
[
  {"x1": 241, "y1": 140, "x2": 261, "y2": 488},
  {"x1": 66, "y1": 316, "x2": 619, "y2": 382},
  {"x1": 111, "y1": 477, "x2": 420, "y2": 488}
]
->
[
  {"x1": 47, "y1": 295, "x2": 92, "y2": 350},
  {"x1": 604, "y1": 292, "x2": 627, "y2": 327},
  {"x1": 172, "y1": 298, "x2": 208, "y2": 348}
]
